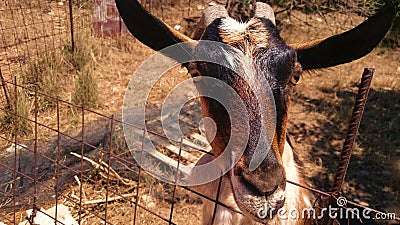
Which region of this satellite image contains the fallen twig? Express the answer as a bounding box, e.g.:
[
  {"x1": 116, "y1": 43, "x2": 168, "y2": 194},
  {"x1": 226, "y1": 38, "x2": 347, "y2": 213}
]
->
[
  {"x1": 70, "y1": 152, "x2": 136, "y2": 186},
  {"x1": 83, "y1": 193, "x2": 136, "y2": 205},
  {"x1": 74, "y1": 175, "x2": 87, "y2": 200}
]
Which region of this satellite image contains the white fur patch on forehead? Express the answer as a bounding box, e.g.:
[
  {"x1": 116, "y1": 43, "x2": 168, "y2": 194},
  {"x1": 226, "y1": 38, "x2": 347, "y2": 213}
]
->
[
  {"x1": 219, "y1": 17, "x2": 251, "y2": 34},
  {"x1": 219, "y1": 17, "x2": 271, "y2": 52}
]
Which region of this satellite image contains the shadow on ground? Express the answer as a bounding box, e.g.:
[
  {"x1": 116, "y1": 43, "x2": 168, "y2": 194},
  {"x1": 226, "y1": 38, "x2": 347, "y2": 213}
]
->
[{"x1": 288, "y1": 86, "x2": 400, "y2": 222}]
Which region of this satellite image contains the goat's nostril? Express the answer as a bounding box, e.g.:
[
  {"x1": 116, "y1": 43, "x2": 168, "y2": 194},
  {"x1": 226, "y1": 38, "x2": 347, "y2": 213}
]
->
[{"x1": 264, "y1": 185, "x2": 279, "y2": 197}]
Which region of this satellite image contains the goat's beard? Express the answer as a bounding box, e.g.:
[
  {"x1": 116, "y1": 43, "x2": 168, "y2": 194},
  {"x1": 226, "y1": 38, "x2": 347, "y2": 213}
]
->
[{"x1": 229, "y1": 169, "x2": 286, "y2": 223}]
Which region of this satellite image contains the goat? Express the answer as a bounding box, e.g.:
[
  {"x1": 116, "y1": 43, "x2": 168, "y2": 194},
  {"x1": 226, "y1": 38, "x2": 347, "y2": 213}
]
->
[{"x1": 115, "y1": 0, "x2": 395, "y2": 224}]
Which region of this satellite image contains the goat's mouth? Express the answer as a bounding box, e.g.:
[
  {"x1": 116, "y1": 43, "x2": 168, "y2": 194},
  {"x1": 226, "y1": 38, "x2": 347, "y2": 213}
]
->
[{"x1": 229, "y1": 170, "x2": 286, "y2": 222}]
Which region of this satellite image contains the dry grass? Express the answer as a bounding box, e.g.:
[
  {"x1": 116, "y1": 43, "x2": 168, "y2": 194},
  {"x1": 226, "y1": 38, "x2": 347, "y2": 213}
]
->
[
  {"x1": 21, "y1": 50, "x2": 65, "y2": 110},
  {"x1": 0, "y1": 29, "x2": 99, "y2": 141},
  {"x1": 72, "y1": 67, "x2": 98, "y2": 109},
  {"x1": 63, "y1": 29, "x2": 96, "y2": 72},
  {"x1": 0, "y1": 86, "x2": 31, "y2": 137}
]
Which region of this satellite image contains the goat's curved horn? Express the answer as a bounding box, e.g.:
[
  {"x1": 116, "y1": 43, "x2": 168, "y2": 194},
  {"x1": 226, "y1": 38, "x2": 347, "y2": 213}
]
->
[
  {"x1": 202, "y1": 4, "x2": 229, "y2": 27},
  {"x1": 254, "y1": 2, "x2": 275, "y2": 25},
  {"x1": 115, "y1": 0, "x2": 196, "y2": 61},
  {"x1": 192, "y1": 4, "x2": 229, "y2": 39}
]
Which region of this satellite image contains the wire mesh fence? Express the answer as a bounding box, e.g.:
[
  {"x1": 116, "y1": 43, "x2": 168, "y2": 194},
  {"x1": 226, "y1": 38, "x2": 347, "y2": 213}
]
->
[{"x1": 0, "y1": 0, "x2": 399, "y2": 224}]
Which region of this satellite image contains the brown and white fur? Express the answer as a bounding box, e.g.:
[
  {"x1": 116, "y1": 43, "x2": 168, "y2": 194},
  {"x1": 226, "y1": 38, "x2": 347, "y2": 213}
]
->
[
  {"x1": 115, "y1": 0, "x2": 395, "y2": 224},
  {"x1": 193, "y1": 141, "x2": 311, "y2": 225}
]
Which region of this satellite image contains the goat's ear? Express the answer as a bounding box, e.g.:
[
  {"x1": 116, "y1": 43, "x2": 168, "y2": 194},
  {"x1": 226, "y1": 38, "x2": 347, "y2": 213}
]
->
[
  {"x1": 290, "y1": 6, "x2": 396, "y2": 70},
  {"x1": 115, "y1": 0, "x2": 196, "y2": 61}
]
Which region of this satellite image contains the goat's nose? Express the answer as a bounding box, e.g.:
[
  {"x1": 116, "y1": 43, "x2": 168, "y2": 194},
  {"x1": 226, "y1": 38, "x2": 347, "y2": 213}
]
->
[
  {"x1": 264, "y1": 183, "x2": 279, "y2": 196},
  {"x1": 241, "y1": 162, "x2": 286, "y2": 195}
]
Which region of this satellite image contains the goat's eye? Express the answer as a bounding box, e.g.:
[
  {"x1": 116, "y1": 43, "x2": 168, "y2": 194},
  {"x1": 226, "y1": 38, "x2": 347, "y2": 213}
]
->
[
  {"x1": 290, "y1": 62, "x2": 302, "y2": 85},
  {"x1": 290, "y1": 74, "x2": 301, "y2": 85}
]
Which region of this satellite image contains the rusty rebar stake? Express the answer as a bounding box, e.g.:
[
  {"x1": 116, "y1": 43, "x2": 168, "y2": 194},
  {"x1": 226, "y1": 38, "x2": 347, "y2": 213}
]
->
[
  {"x1": 332, "y1": 68, "x2": 375, "y2": 195},
  {"x1": 0, "y1": 68, "x2": 11, "y2": 110}
]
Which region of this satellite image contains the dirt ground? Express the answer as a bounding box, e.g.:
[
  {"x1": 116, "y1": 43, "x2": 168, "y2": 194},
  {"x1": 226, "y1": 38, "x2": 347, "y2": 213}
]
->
[{"x1": 0, "y1": 2, "x2": 399, "y2": 225}]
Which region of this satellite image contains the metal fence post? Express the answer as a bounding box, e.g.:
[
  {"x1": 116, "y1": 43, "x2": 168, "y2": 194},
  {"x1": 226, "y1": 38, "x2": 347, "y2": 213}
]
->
[
  {"x1": 0, "y1": 68, "x2": 11, "y2": 110},
  {"x1": 68, "y1": 0, "x2": 75, "y2": 51}
]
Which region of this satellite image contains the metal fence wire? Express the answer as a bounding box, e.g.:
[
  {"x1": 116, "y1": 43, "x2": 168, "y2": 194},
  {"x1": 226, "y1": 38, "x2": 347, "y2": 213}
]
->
[{"x1": 0, "y1": 0, "x2": 399, "y2": 224}]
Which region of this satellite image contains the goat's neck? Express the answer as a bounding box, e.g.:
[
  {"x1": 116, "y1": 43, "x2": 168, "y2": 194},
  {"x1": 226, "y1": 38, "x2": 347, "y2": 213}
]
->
[{"x1": 282, "y1": 141, "x2": 313, "y2": 223}]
